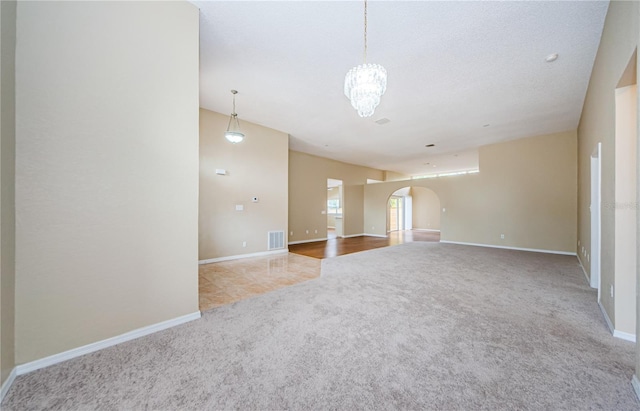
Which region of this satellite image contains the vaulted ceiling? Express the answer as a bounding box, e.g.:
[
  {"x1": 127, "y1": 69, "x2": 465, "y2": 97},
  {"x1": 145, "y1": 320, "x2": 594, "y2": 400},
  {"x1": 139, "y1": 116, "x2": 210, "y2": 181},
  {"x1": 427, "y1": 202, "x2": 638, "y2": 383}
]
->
[{"x1": 195, "y1": 1, "x2": 608, "y2": 176}]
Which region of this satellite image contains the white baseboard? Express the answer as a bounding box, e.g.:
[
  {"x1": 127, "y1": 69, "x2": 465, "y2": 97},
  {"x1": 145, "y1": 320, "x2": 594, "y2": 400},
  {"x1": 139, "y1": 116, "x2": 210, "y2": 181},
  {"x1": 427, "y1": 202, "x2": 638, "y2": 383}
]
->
[
  {"x1": 342, "y1": 233, "x2": 365, "y2": 238},
  {"x1": 597, "y1": 302, "x2": 636, "y2": 342},
  {"x1": 632, "y1": 374, "x2": 640, "y2": 402},
  {"x1": 613, "y1": 330, "x2": 637, "y2": 342},
  {"x1": 439, "y1": 240, "x2": 577, "y2": 256},
  {"x1": 412, "y1": 228, "x2": 441, "y2": 232},
  {"x1": 199, "y1": 249, "x2": 288, "y2": 264},
  {"x1": 0, "y1": 366, "x2": 17, "y2": 402},
  {"x1": 577, "y1": 256, "x2": 591, "y2": 286},
  {"x1": 16, "y1": 311, "x2": 201, "y2": 376},
  {"x1": 288, "y1": 238, "x2": 327, "y2": 245},
  {"x1": 599, "y1": 302, "x2": 614, "y2": 334},
  {"x1": 363, "y1": 233, "x2": 387, "y2": 238}
]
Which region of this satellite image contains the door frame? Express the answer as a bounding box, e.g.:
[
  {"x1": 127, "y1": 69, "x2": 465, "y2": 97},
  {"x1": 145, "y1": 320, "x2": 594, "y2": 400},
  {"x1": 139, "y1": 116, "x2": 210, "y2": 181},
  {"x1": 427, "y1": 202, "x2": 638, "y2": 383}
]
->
[{"x1": 590, "y1": 142, "x2": 602, "y2": 301}]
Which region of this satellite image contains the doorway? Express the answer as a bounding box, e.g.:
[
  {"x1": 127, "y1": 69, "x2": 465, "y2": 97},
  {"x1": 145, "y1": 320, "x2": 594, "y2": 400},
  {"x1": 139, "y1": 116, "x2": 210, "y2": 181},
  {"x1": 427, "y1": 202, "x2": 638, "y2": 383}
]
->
[
  {"x1": 387, "y1": 187, "x2": 412, "y2": 233},
  {"x1": 327, "y1": 179, "x2": 343, "y2": 239}
]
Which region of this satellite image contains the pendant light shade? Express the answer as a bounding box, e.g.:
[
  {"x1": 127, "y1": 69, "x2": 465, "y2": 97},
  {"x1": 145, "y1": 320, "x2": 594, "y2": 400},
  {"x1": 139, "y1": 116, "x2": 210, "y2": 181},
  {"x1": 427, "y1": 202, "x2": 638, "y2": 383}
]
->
[{"x1": 225, "y1": 90, "x2": 244, "y2": 143}]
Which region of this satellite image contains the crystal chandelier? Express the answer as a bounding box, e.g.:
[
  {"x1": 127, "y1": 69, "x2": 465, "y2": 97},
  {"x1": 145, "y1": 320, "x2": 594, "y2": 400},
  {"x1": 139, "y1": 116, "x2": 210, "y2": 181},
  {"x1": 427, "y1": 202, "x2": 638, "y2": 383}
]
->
[
  {"x1": 344, "y1": 0, "x2": 387, "y2": 118},
  {"x1": 224, "y1": 90, "x2": 244, "y2": 143}
]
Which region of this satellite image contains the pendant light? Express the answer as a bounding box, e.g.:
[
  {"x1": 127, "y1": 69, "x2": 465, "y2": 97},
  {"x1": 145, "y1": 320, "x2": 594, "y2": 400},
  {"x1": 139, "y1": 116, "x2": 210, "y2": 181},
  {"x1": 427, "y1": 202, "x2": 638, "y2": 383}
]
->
[{"x1": 224, "y1": 90, "x2": 244, "y2": 143}]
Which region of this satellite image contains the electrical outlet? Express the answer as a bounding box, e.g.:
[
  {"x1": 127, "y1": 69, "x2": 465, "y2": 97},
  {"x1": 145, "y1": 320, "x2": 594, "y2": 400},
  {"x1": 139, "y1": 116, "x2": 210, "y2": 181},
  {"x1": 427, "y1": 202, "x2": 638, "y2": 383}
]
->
[
  {"x1": 242, "y1": 241, "x2": 246, "y2": 247},
  {"x1": 305, "y1": 230, "x2": 309, "y2": 234},
  {"x1": 314, "y1": 229, "x2": 318, "y2": 234},
  {"x1": 610, "y1": 285, "x2": 614, "y2": 298},
  {"x1": 290, "y1": 231, "x2": 293, "y2": 236},
  {"x1": 500, "y1": 234, "x2": 505, "y2": 239},
  {"x1": 587, "y1": 254, "x2": 590, "y2": 262}
]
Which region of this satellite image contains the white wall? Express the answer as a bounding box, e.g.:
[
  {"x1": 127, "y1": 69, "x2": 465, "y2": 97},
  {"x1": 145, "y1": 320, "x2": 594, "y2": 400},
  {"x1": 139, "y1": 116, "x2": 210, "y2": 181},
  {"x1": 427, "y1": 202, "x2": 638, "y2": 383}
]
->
[{"x1": 14, "y1": 1, "x2": 200, "y2": 363}]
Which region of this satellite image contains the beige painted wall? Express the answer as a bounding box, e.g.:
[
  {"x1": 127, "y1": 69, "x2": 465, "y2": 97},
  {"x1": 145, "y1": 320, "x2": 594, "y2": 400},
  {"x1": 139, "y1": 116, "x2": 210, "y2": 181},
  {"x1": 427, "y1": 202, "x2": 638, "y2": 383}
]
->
[
  {"x1": 384, "y1": 170, "x2": 410, "y2": 182},
  {"x1": 199, "y1": 109, "x2": 288, "y2": 260},
  {"x1": 14, "y1": 1, "x2": 200, "y2": 363},
  {"x1": 614, "y1": 85, "x2": 637, "y2": 335},
  {"x1": 0, "y1": 0, "x2": 16, "y2": 387},
  {"x1": 365, "y1": 131, "x2": 577, "y2": 253},
  {"x1": 412, "y1": 187, "x2": 441, "y2": 230},
  {"x1": 289, "y1": 151, "x2": 384, "y2": 242},
  {"x1": 577, "y1": 0, "x2": 638, "y2": 334}
]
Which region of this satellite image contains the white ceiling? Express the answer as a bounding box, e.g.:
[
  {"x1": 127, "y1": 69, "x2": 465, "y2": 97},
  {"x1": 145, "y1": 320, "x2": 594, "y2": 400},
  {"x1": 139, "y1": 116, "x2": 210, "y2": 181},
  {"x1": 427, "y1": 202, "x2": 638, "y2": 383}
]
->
[{"x1": 195, "y1": 1, "x2": 609, "y2": 176}]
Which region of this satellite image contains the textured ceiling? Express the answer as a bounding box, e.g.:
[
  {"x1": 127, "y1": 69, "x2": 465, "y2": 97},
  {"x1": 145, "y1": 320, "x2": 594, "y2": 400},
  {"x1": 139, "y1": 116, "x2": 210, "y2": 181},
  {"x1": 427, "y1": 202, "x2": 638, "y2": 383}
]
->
[{"x1": 195, "y1": 1, "x2": 608, "y2": 176}]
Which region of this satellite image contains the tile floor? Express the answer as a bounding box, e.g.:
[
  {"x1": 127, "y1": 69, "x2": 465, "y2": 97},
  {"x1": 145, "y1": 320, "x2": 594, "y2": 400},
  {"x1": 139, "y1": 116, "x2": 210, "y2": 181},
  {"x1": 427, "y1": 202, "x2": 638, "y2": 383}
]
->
[{"x1": 199, "y1": 252, "x2": 321, "y2": 311}]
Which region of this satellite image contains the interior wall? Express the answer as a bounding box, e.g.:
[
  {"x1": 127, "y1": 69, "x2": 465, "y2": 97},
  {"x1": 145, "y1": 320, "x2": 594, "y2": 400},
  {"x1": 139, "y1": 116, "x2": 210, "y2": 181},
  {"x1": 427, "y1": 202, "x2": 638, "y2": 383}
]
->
[
  {"x1": 0, "y1": 0, "x2": 16, "y2": 389},
  {"x1": 577, "y1": 0, "x2": 638, "y2": 333},
  {"x1": 411, "y1": 187, "x2": 441, "y2": 230},
  {"x1": 365, "y1": 131, "x2": 577, "y2": 253},
  {"x1": 289, "y1": 151, "x2": 384, "y2": 242},
  {"x1": 614, "y1": 84, "x2": 637, "y2": 335},
  {"x1": 14, "y1": 1, "x2": 200, "y2": 363},
  {"x1": 199, "y1": 109, "x2": 288, "y2": 260}
]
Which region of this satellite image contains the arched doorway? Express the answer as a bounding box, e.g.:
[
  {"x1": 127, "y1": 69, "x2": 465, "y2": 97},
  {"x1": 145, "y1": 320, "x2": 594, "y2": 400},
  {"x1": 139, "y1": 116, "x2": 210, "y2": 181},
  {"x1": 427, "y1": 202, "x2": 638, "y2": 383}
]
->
[{"x1": 386, "y1": 186, "x2": 441, "y2": 243}]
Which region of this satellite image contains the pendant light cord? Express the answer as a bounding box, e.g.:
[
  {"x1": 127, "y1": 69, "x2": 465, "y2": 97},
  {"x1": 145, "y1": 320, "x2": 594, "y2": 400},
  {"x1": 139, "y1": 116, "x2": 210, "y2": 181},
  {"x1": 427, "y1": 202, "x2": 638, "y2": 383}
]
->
[{"x1": 232, "y1": 94, "x2": 237, "y2": 116}]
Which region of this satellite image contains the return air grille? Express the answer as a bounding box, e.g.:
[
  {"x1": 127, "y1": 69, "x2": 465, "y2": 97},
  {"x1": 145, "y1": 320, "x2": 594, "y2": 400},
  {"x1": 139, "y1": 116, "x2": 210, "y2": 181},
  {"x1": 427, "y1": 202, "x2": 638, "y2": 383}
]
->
[{"x1": 268, "y1": 231, "x2": 285, "y2": 250}]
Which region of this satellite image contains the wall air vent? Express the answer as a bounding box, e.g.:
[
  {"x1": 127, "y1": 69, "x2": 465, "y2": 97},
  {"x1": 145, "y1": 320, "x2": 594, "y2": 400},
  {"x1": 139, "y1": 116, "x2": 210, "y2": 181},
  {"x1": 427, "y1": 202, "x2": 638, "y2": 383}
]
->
[
  {"x1": 268, "y1": 231, "x2": 285, "y2": 250},
  {"x1": 374, "y1": 117, "x2": 390, "y2": 125}
]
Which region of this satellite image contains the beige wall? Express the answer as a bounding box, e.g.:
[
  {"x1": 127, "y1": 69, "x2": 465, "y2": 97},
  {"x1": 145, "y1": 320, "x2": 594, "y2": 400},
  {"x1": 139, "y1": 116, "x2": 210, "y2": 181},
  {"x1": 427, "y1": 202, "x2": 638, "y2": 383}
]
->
[
  {"x1": 14, "y1": 1, "x2": 200, "y2": 363},
  {"x1": 614, "y1": 85, "x2": 637, "y2": 335},
  {"x1": 365, "y1": 131, "x2": 577, "y2": 253},
  {"x1": 577, "y1": 0, "x2": 638, "y2": 336},
  {"x1": 289, "y1": 151, "x2": 384, "y2": 242},
  {"x1": 412, "y1": 187, "x2": 441, "y2": 230},
  {"x1": 199, "y1": 109, "x2": 288, "y2": 260},
  {"x1": 0, "y1": 0, "x2": 16, "y2": 388},
  {"x1": 384, "y1": 170, "x2": 410, "y2": 182}
]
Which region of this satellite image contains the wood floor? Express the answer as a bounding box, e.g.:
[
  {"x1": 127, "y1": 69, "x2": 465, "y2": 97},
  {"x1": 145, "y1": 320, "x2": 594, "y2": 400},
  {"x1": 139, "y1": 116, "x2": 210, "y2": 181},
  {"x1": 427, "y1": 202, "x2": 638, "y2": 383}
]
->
[
  {"x1": 199, "y1": 230, "x2": 440, "y2": 311},
  {"x1": 289, "y1": 229, "x2": 440, "y2": 259}
]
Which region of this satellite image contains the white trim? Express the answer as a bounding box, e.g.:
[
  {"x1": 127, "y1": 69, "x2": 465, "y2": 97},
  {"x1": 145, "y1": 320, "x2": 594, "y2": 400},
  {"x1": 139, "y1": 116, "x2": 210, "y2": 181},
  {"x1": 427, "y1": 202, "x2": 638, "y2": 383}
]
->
[
  {"x1": 288, "y1": 238, "x2": 327, "y2": 245},
  {"x1": 16, "y1": 311, "x2": 201, "y2": 376},
  {"x1": 632, "y1": 375, "x2": 640, "y2": 401},
  {"x1": 597, "y1": 302, "x2": 637, "y2": 341},
  {"x1": 363, "y1": 233, "x2": 388, "y2": 238},
  {"x1": 439, "y1": 240, "x2": 577, "y2": 256},
  {"x1": 199, "y1": 249, "x2": 288, "y2": 264},
  {"x1": 0, "y1": 367, "x2": 17, "y2": 402},
  {"x1": 342, "y1": 233, "x2": 365, "y2": 238},
  {"x1": 613, "y1": 330, "x2": 637, "y2": 342},
  {"x1": 411, "y1": 228, "x2": 441, "y2": 232},
  {"x1": 599, "y1": 302, "x2": 615, "y2": 334},
  {"x1": 577, "y1": 256, "x2": 590, "y2": 285}
]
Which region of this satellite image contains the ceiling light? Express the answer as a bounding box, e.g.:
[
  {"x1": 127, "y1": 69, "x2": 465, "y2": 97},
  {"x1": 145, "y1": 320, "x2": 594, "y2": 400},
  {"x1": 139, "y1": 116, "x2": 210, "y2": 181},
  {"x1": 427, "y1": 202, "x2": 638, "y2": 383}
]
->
[
  {"x1": 344, "y1": 0, "x2": 387, "y2": 118},
  {"x1": 545, "y1": 53, "x2": 559, "y2": 63},
  {"x1": 224, "y1": 90, "x2": 244, "y2": 143}
]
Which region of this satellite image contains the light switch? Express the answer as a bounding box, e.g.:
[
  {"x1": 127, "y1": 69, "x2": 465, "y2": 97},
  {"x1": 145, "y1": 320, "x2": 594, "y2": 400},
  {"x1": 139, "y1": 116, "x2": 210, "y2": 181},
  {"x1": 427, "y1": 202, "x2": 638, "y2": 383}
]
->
[{"x1": 235, "y1": 204, "x2": 244, "y2": 211}]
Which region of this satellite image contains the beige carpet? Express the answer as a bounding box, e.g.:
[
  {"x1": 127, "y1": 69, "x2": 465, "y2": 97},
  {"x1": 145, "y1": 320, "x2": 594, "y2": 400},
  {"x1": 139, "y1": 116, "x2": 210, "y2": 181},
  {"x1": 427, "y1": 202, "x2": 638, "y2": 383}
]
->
[{"x1": 2, "y1": 242, "x2": 638, "y2": 410}]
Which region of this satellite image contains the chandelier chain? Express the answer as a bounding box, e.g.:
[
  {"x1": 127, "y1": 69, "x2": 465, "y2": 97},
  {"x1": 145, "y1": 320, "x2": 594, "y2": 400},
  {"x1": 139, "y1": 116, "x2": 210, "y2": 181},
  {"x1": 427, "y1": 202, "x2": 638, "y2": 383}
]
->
[{"x1": 363, "y1": 0, "x2": 367, "y2": 63}]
